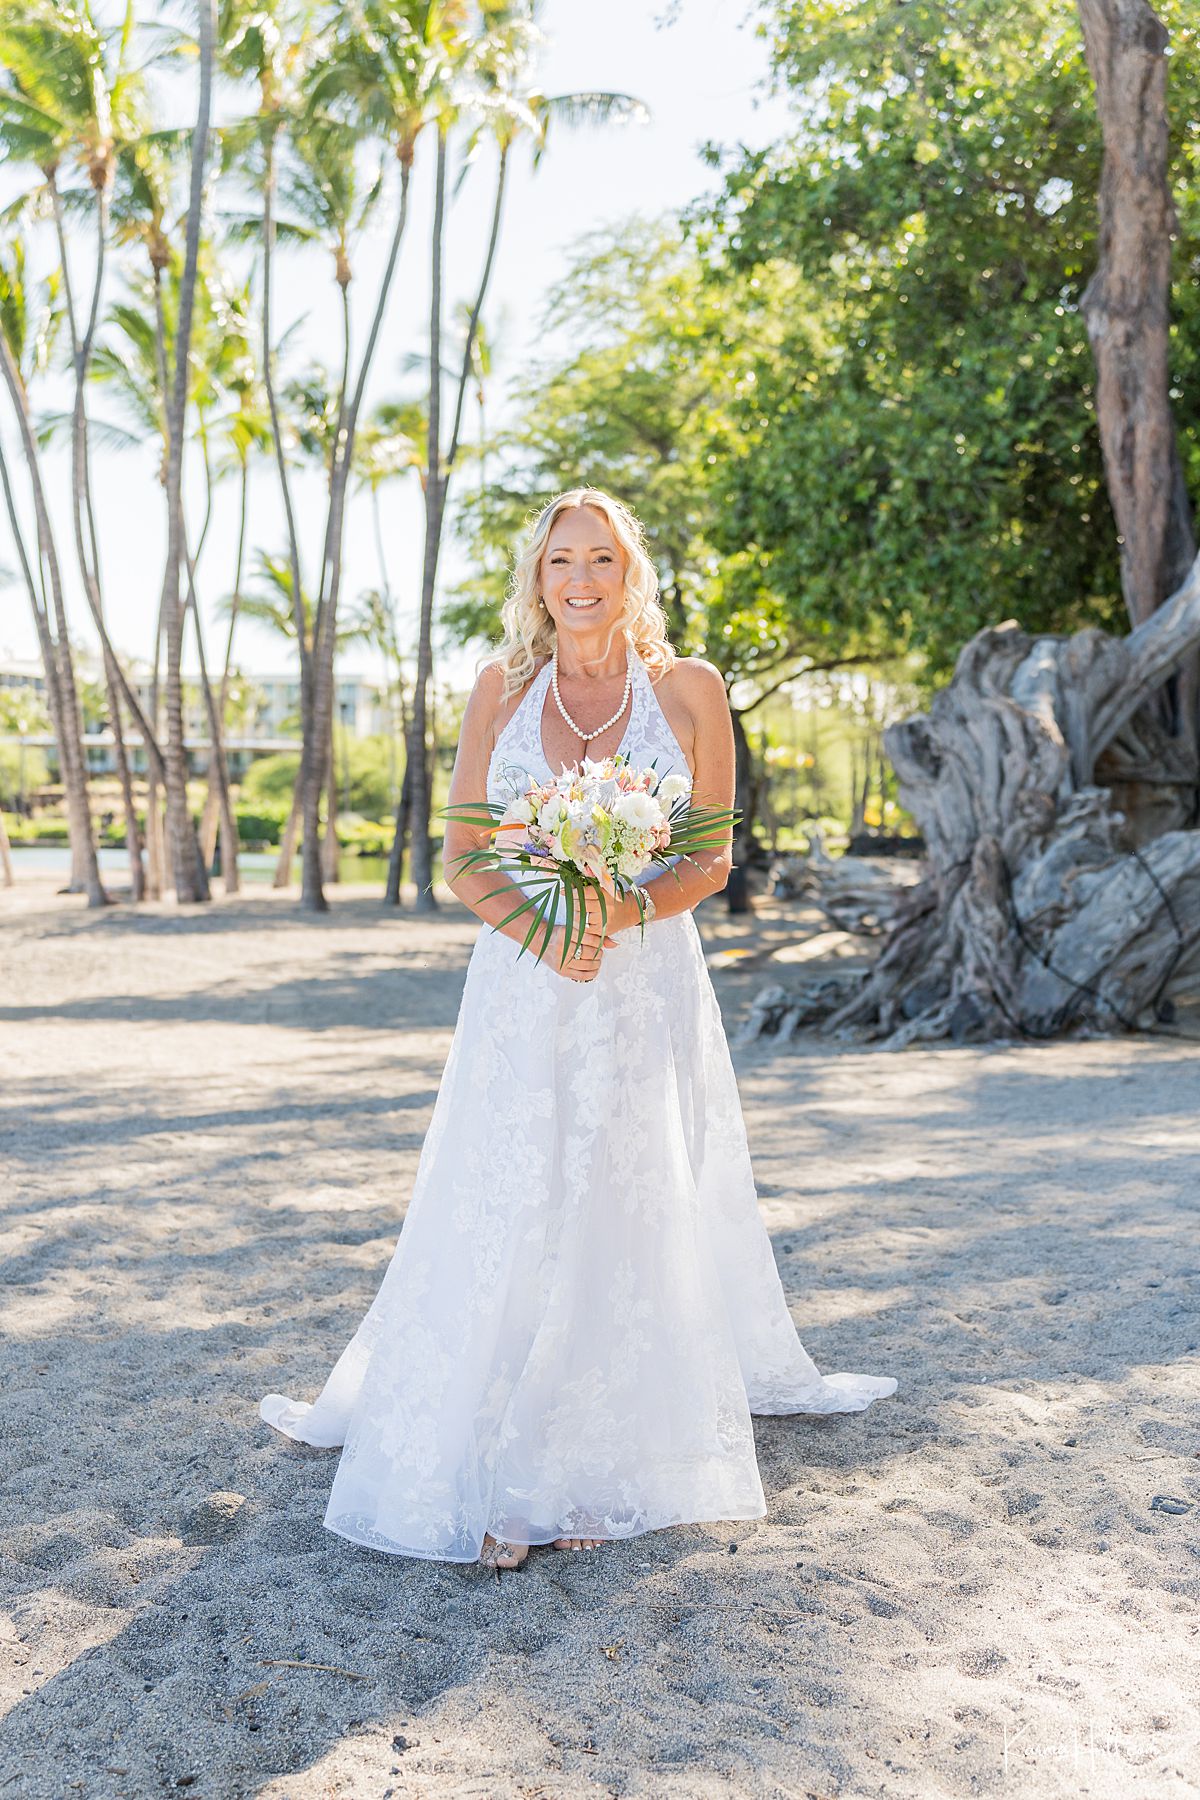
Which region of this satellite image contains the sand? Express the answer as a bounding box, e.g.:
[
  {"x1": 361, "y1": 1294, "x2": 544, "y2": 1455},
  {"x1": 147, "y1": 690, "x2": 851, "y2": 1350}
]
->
[{"x1": 1, "y1": 872, "x2": 1198, "y2": 1799}]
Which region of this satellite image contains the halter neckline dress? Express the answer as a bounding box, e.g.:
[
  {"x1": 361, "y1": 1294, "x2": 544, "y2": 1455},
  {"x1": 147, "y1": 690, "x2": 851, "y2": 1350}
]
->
[{"x1": 260, "y1": 642, "x2": 897, "y2": 1560}]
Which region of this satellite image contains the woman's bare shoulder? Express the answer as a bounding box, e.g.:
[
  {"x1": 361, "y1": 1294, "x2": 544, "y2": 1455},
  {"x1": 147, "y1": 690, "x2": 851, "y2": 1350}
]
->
[
  {"x1": 469, "y1": 657, "x2": 546, "y2": 755},
  {"x1": 655, "y1": 655, "x2": 727, "y2": 711}
]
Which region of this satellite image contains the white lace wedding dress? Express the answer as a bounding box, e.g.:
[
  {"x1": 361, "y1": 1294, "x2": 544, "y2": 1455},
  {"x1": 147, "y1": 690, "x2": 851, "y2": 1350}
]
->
[{"x1": 260, "y1": 645, "x2": 897, "y2": 1560}]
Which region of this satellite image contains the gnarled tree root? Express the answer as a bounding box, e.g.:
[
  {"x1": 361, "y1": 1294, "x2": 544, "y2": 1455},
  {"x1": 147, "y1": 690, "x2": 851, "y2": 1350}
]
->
[{"x1": 746, "y1": 556, "x2": 1200, "y2": 1046}]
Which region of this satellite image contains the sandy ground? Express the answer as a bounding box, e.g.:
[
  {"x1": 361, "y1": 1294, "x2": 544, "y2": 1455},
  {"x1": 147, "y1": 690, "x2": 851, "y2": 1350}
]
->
[{"x1": 1, "y1": 871, "x2": 1198, "y2": 1800}]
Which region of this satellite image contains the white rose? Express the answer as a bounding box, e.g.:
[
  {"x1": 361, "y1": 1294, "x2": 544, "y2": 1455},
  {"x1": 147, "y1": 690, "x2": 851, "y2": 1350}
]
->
[
  {"x1": 657, "y1": 772, "x2": 691, "y2": 806},
  {"x1": 537, "y1": 795, "x2": 567, "y2": 832},
  {"x1": 613, "y1": 790, "x2": 661, "y2": 830},
  {"x1": 505, "y1": 795, "x2": 534, "y2": 826}
]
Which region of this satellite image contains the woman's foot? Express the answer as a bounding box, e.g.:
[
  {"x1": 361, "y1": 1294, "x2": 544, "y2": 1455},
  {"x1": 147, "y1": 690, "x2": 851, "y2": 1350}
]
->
[
  {"x1": 553, "y1": 1535, "x2": 604, "y2": 1551},
  {"x1": 480, "y1": 1533, "x2": 528, "y2": 1569}
]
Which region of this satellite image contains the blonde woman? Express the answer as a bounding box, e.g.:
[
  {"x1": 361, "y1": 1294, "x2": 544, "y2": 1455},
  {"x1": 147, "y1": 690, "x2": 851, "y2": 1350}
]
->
[{"x1": 260, "y1": 488, "x2": 897, "y2": 1568}]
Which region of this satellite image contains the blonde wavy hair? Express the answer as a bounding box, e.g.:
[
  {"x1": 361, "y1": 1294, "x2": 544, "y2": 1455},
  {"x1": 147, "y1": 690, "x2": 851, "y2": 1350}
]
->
[{"x1": 484, "y1": 488, "x2": 677, "y2": 699}]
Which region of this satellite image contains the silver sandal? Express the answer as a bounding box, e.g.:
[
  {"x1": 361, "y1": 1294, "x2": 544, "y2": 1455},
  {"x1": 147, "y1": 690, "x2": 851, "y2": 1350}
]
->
[{"x1": 479, "y1": 1535, "x2": 526, "y2": 1570}]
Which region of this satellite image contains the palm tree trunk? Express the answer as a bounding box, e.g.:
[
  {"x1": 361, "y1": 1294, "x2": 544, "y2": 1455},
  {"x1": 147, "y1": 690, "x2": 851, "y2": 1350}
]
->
[
  {"x1": 187, "y1": 437, "x2": 238, "y2": 888},
  {"x1": 404, "y1": 136, "x2": 506, "y2": 914},
  {"x1": 183, "y1": 542, "x2": 239, "y2": 894},
  {"x1": 322, "y1": 720, "x2": 339, "y2": 884},
  {"x1": 159, "y1": 0, "x2": 215, "y2": 903},
  {"x1": 385, "y1": 755, "x2": 412, "y2": 905},
  {"x1": 55, "y1": 179, "x2": 145, "y2": 902},
  {"x1": 444, "y1": 144, "x2": 508, "y2": 474},
  {"x1": 145, "y1": 262, "x2": 172, "y2": 900},
  {"x1": 407, "y1": 129, "x2": 448, "y2": 915},
  {"x1": 145, "y1": 593, "x2": 168, "y2": 899},
  {"x1": 366, "y1": 499, "x2": 408, "y2": 808},
  {"x1": 0, "y1": 807, "x2": 13, "y2": 888},
  {"x1": 397, "y1": 660, "x2": 409, "y2": 741},
  {"x1": 299, "y1": 282, "x2": 352, "y2": 912},
  {"x1": 0, "y1": 334, "x2": 105, "y2": 906},
  {"x1": 198, "y1": 763, "x2": 220, "y2": 867},
  {"x1": 300, "y1": 161, "x2": 413, "y2": 912},
  {"x1": 728, "y1": 704, "x2": 757, "y2": 915},
  {"x1": 273, "y1": 784, "x2": 301, "y2": 887},
  {"x1": 0, "y1": 432, "x2": 70, "y2": 842},
  {"x1": 99, "y1": 646, "x2": 144, "y2": 900},
  {"x1": 261, "y1": 121, "x2": 314, "y2": 894},
  {"x1": 201, "y1": 457, "x2": 250, "y2": 866}
]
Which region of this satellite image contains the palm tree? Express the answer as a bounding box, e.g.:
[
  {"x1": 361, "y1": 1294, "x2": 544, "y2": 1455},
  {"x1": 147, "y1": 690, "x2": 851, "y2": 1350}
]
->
[
  {"x1": 200, "y1": 307, "x2": 272, "y2": 870},
  {"x1": 0, "y1": 0, "x2": 164, "y2": 899},
  {"x1": 91, "y1": 256, "x2": 260, "y2": 891},
  {"x1": 178, "y1": 263, "x2": 264, "y2": 894},
  {"x1": 158, "y1": 0, "x2": 217, "y2": 902},
  {"x1": 217, "y1": 0, "x2": 320, "y2": 724},
  {"x1": 401, "y1": 7, "x2": 649, "y2": 911},
  {"x1": 112, "y1": 108, "x2": 252, "y2": 900},
  {"x1": 0, "y1": 235, "x2": 106, "y2": 905},
  {"x1": 216, "y1": 0, "x2": 340, "y2": 905},
  {"x1": 107, "y1": 124, "x2": 185, "y2": 896},
  {"x1": 281, "y1": 0, "x2": 464, "y2": 912}
]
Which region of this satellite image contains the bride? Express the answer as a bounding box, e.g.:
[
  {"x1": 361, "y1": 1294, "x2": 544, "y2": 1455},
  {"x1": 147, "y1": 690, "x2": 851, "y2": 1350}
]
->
[{"x1": 260, "y1": 486, "x2": 897, "y2": 1569}]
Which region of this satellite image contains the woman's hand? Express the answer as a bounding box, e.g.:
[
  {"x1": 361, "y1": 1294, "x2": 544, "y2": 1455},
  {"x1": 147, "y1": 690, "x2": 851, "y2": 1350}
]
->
[{"x1": 545, "y1": 887, "x2": 620, "y2": 982}]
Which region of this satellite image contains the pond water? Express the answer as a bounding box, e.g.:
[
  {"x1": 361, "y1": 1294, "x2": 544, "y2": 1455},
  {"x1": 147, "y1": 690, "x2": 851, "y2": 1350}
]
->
[{"x1": 6, "y1": 845, "x2": 393, "y2": 887}]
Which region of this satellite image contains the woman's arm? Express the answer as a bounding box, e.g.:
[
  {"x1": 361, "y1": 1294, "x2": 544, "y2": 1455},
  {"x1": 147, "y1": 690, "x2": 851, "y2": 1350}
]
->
[
  {"x1": 611, "y1": 657, "x2": 735, "y2": 931},
  {"x1": 442, "y1": 663, "x2": 613, "y2": 980},
  {"x1": 441, "y1": 664, "x2": 544, "y2": 948}
]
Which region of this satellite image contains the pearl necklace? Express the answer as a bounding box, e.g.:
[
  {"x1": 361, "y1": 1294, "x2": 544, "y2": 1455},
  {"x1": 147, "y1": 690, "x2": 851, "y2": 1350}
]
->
[{"x1": 550, "y1": 644, "x2": 632, "y2": 745}]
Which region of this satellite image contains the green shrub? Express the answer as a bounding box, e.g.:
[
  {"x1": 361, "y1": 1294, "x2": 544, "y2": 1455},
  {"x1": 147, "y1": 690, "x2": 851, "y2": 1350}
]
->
[
  {"x1": 335, "y1": 735, "x2": 399, "y2": 819},
  {"x1": 241, "y1": 737, "x2": 400, "y2": 819},
  {"x1": 234, "y1": 803, "x2": 290, "y2": 846},
  {"x1": 241, "y1": 752, "x2": 300, "y2": 805},
  {"x1": 2, "y1": 813, "x2": 68, "y2": 844},
  {"x1": 336, "y1": 816, "x2": 391, "y2": 857},
  {"x1": 0, "y1": 743, "x2": 49, "y2": 807}
]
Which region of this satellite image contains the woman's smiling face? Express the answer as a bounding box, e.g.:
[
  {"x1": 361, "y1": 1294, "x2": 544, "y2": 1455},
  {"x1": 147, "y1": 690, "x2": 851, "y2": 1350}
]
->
[{"x1": 539, "y1": 506, "x2": 627, "y2": 642}]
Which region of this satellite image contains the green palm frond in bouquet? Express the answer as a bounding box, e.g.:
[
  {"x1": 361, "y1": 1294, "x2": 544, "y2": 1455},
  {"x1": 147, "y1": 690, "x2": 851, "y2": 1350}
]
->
[{"x1": 438, "y1": 753, "x2": 740, "y2": 969}]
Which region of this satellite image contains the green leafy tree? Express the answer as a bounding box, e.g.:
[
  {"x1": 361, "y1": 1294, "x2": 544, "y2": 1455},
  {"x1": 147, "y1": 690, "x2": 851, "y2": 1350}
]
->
[
  {"x1": 449, "y1": 221, "x2": 880, "y2": 848},
  {"x1": 692, "y1": 0, "x2": 1200, "y2": 675}
]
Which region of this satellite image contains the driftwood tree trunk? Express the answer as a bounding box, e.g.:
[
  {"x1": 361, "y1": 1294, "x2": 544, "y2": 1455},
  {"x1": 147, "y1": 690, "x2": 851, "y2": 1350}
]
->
[{"x1": 819, "y1": 567, "x2": 1200, "y2": 1044}]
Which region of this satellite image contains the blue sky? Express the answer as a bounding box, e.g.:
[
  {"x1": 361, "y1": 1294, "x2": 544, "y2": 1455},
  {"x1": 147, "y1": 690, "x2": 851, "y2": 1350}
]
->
[{"x1": 0, "y1": 1, "x2": 792, "y2": 691}]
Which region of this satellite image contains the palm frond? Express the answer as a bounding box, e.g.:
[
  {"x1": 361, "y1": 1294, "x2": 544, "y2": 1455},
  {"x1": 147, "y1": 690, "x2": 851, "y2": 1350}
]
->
[
  {"x1": 218, "y1": 210, "x2": 317, "y2": 249},
  {"x1": 34, "y1": 408, "x2": 143, "y2": 454}
]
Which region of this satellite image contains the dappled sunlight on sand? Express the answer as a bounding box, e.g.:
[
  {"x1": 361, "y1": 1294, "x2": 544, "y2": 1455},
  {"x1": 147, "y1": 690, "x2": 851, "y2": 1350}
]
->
[{"x1": 2, "y1": 879, "x2": 1197, "y2": 1798}]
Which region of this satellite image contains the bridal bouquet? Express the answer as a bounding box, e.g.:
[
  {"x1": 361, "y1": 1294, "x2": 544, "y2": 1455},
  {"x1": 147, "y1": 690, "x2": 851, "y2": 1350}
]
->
[{"x1": 439, "y1": 753, "x2": 740, "y2": 967}]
